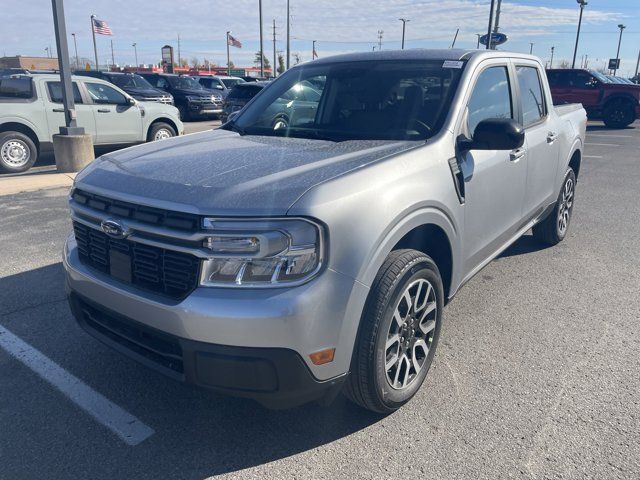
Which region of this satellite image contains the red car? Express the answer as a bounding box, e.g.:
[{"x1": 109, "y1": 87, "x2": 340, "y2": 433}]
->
[{"x1": 547, "y1": 68, "x2": 640, "y2": 128}]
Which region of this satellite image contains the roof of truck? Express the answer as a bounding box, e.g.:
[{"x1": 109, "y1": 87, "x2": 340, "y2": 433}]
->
[{"x1": 310, "y1": 48, "x2": 540, "y2": 65}]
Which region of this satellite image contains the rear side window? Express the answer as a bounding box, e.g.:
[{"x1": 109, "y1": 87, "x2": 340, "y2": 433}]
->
[
  {"x1": 516, "y1": 66, "x2": 546, "y2": 127},
  {"x1": 47, "y1": 82, "x2": 83, "y2": 103},
  {"x1": 228, "y1": 86, "x2": 262, "y2": 100},
  {"x1": 467, "y1": 66, "x2": 512, "y2": 135},
  {"x1": 0, "y1": 77, "x2": 34, "y2": 98}
]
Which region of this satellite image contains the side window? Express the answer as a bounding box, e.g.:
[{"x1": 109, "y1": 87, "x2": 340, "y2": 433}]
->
[
  {"x1": 156, "y1": 78, "x2": 168, "y2": 89},
  {"x1": 573, "y1": 72, "x2": 594, "y2": 88},
  {"x1": 47, "y1": 82, "x2": 83, "y2": 104},
  {"x1": 467, "y1": 66, "x2": 512, "y2": 135},
  {"x1": 85, "y1": 82, "x2": 127, "y2": 105},
  {"x1": 516, "y1": 66, "x2": 546, "y2": 127}
]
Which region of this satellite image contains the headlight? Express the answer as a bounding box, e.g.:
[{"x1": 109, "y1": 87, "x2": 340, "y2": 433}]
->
[{"x1": 199, "y1": 218, "x2": 325, "y2": 287}]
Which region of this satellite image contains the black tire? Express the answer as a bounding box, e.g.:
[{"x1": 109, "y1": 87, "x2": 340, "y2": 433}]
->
[
  {"x1": 147, "y1": 122, "x2": 176, "y2": 142},
  {"x1": 0, "y1": 131, "x2": 38, "y2": 174},
  {"x1": 272, "y1": 115, "x2": 289, "y2": 130},
  {"x1": 177, "y1": 105, "x2": 189, "y2": 122},
  {"x1": 533, "y1": 168, "x2": 576, "y2": 245},
  {"x1": 344, "y1": 249, "x2": 444, "y2": 414},
  {"x1": 602, "y1": 99, "x2": 636, "y2": 129}
]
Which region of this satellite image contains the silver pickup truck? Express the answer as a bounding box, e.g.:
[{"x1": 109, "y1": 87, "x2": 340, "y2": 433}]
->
[
  {"x1": 63, "y1": 50, "x2": 586, "y2": 412},
  {"x1": 0, "y1": 74, "x2": 183, "y2": 173}
]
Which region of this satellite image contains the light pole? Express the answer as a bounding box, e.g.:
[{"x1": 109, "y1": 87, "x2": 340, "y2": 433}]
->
[
  {"x1": 399, "y1": 18, "x2": 409, "y2": 50},
  {"x1": 286, "y1": 0, "x2": 290, "y2": 70},
  {"x1": 132, "y1": 43, "x2": 138, "y2": 68},
  {"x1": 613, "y1": 24, "x2": 626, "y2": 75},
  {"x1": 529, "y1": 43, "x2": 534, "y2": 54},
  {"x1": 259, "y1": 0, "x2": 264, "y2": 77},
  {"x1": 572, "y1": 0, "x2": 587, "y2": 68},
  {"x1": 71, "y1": 33, "x2": 79, "y2": 69},
  {"x1": 45, "y1": 47, "x2": 50, "y2": 58},
  {"x1": 550, "y1": 46, "x2": 555, "y2": 68},
  {"x1": 486, "y1": 0, "x2": 496, "y2": 50},
  {"x1": 378, "y1": 30, "x2": 383, "y2": 50}
]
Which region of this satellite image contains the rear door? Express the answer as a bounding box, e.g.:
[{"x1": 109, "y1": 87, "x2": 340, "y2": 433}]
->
[
  {"x1": 515, "y1": 63, "x2": 560, "y2": 217},
  {"x1": 83, "y1": 81, "x2": 142, "y2": 144},
  {"x1": 44, "y1": 81, "x2": 97, "y2": 142},
  {"x1": 457, "y1": 61, "x2": 527, "y2": 274}
]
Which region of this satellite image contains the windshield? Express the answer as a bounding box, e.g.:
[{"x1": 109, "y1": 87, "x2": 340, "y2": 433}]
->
[
  {"x1": 230, "y1": 60, "x2": 465, "y2": 141},
  {"x1": 110, "y1": 74, "x2": 154, "y2": 89},
  {"x1": 221, "y1": 78, "x2": 245, "y2": 88},
  {"x1": 167, "y1": 76, "x2": 204, "y2": 90}
]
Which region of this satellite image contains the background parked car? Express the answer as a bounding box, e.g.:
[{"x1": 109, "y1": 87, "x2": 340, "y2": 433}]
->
[
  {"x1": 194, "y1": 75, "x2": 244, "y2": 99},
  {"x1": 547, "y1": 68, "x2": 640, "y2": 128},
  {"x1": 220, "y1": 81, "x2": 269, "y2": 122},
  {"x1": 0, "y1": 74, "x2": 182, "y2": 173},
  {"x1": 140, "y1": 73, "x2": 222, "y2": 121},
  {"x1": 74, "y1": 71, "x2": 173, "y2": 104}
]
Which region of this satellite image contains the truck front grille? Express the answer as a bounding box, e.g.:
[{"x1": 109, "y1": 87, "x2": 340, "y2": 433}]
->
[
  {"x1": 73, "y1": 221, "x2": 200, "y2": 300},
  {"x1": 71, "y1": 189, "x2": 200, "y2": 232}
]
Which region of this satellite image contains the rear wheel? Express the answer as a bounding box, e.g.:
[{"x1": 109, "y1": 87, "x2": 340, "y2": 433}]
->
[
  {"x1": 344, "y1": 249, "x2": 443, "y2": 413},
  {"x1": 603, "y1": 99, "x2": 635, "y2": 128},
  {"x1": 533, "y1": 168, "x2": 576, "y2": 245},
  {"x1": 0, "y1": 131, "x2": 38, "y2": 173}
]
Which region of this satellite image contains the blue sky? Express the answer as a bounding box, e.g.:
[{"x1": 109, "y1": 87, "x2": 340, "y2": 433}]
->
[{"x1": 3, "y1": 0, "x2": 639, "y2": 76}]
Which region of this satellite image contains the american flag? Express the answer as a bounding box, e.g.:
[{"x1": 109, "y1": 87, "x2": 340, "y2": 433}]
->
[
  {"x1": 92, "y1": 17, "x2": 113, "y2": 36},
  {"x1": 227, "y1": 34, "x2": 242, "y2": 48}
]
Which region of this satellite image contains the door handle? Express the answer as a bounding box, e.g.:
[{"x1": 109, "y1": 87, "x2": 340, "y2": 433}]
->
[
  {"x1": 510, "y1": 148, "x2": 526, "y2": 162},
  {"x1": 52, "y1": 108, "x2": 64, "y2": 112},
  {"x1": 547, "y1": 131, "x2": 558, "y2": 143},
  {"x1": 97, "y1": 108, "x2": 111, "y2": 113}
]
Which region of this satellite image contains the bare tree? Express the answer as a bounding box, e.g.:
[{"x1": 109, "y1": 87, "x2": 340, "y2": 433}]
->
[
  {"x1": 190, "y1": 56, "x2": 199, "y2": 68},
  {"x1": 292, "y1": 52, "x2": 302, "y2": 65}
]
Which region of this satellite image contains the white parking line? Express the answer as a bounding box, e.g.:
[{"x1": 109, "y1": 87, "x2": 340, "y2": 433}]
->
[
  {"x1": 585, "y1": 143, "x2": 619, "y2": 147},
  {"x1": 584, "y1": 155, "x2": 603, "y2": 159},
  {"x1": 0, "y1": 324, "x2": 154, "y2": 446}
]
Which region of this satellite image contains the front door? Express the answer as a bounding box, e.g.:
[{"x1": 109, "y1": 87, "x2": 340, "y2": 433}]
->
[
  {"x1": 458, "y1": 63, "x2": 527, "y2": 274},
  {"x1": 44, "y1": 81, "x2": 97, "y2": 142},
  {"x1": 84, "y1": 81, "x2": 142, "y2": 144}
]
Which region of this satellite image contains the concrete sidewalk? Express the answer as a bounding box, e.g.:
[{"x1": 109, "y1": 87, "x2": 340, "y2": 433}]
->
[{"x1": 0, "y1": 168, "x2": 76, "y2": 196}]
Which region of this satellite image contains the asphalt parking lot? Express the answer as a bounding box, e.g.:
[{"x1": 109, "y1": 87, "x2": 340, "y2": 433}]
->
[{"x1": 1, "y1": 121, "x2": 639, "y2": 479}]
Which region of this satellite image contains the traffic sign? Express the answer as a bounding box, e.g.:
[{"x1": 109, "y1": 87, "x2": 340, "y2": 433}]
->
[
  {"x1": 608, "y1": 58, "x2": 620, "y2": 70},
  {"x1": 479, "y1": 32, "x2": 508, "y2": 47}
]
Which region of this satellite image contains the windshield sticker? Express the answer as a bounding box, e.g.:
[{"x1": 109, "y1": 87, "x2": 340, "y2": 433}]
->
[{"x1": 443, "y1": 60, "x2": 464, "y2": 69}]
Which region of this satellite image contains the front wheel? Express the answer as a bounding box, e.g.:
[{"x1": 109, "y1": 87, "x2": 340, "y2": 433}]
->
[
  {"x1": 147, "y1": 122, "x2": 176, "y2": 142},
  {"x1": 344, "y1": 249, "x2": 443, "y2": 413},
  {"x1": 0, "y1": 131, "x2": 38, "y2": 173},
  {"x1": 603, "y1": 99, "x2": 636, "y2": 129},
  {"x1": 533, "y1": 168, "x2": 576, "y2": 245}
]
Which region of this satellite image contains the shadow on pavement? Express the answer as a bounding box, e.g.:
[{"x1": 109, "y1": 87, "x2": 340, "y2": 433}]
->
[
  {"x1": 0, "y1": 263, "x2": 384, "y2": 479},
  {"x1": 499, "y1": 233, "x2": 552, "y2": 258},
  {"x1": 586, "y1": 124, "x2": 636, "y2": 132}
]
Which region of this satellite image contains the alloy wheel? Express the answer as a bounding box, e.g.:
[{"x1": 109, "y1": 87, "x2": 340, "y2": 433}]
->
[
  {"x1": 154, "y1": 128, "x2": 172, "y2": 141},
  {"x1": 557, "y1": 176, "x2": 574, "y2": 236},
  {"x1": 385, "y1": 278, "x2": 437, "y2": 390}
]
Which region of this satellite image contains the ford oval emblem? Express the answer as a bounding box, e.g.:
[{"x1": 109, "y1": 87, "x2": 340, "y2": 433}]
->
[{"x1": 100, "y1": 219, "x2": 130, "y2": 239}]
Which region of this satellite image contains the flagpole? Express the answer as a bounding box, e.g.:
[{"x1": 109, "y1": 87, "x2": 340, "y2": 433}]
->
[
  {"x1": 226, "y1": 31, "x2": 231, "y2": 76},
  {"x1": 90, "y1": 14, "x2": 99, "y2": 69},
  {"x1": 110, "y1": 39, "x2": 115, "y2": 68}
]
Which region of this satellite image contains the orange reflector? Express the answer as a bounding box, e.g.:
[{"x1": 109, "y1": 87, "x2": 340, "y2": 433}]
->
[{"x1": 309, "y1": 348, "x2": 336, "y2": 365}]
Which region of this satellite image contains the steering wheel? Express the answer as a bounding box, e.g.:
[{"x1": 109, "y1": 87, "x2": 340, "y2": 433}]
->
[{"x1": 410, "y1": 119, "x2": 432, "y2": 135}]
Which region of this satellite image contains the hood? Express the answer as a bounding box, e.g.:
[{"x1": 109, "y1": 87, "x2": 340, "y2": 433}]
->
[
  {"x1": 173, "y1": 88, "x2": 211, "y2": 97},
  {"x1": 75, "y1": 130, "x2": 420, "y2": 216},
  {"x1": 126, "y1": 87, "x2": 168, "y2": 98}
]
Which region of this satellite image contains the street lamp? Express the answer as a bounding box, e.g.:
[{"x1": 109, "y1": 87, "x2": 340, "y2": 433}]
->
[
  {"x1": 529, "y1": 43, "x2": 534, "y2": 54},
  {"x1": 613, "y1": 24, "x2": 626, "y2": 75},
  {"x1": 132, "y1": 42, "x2": 138, "y2": 68},
  {"x1": 550, "y1": 46, "x2": 555, "y2": 68},
  {"x1": 399, "y1": 18, "x2": 409, "y2": 50},
  {"x1": 572, "y1": 0, "x2": 587, "y2": 68},
  {"x1": 45, "y1": 47, "x2": 50, "y2": 58},
  {"x1": 71, "y1": 33, "x2": 79, "y2": 69}
]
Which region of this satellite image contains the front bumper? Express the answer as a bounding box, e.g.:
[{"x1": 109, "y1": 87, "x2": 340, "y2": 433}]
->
[
  {"x1": 188, "y1": 102, "x2": 223, "y2": 115},
  {"x1": 63, "y1": 235, "x2": 369, "y2": 407}
]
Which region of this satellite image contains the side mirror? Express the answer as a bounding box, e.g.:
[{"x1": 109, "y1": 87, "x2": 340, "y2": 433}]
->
[
  {"x1": 126, "y1": 97, "x2": 136, "y2": 106},
  {"x1": 586, "y1": 78, "x2": 599, "y2": 88},
  {"x1": 227, "y1": 111, "x2": 240, "y2": 122},
  {"x1": 215, "y1": 85, "x2": 224, "y2": 90},
  {"x1": 458, "y1": 118, "x2": 524, "y2": 151}
]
